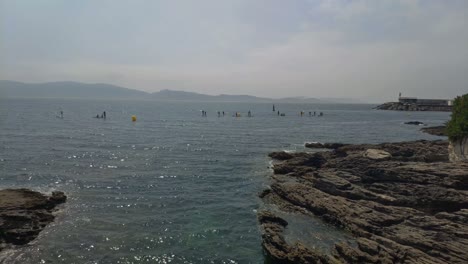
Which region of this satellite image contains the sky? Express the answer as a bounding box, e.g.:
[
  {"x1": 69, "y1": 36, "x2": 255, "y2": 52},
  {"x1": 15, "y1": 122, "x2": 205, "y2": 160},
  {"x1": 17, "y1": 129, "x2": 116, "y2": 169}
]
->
[{"x1": 1, "y1": 0, "x2": 467, "y2": 102}]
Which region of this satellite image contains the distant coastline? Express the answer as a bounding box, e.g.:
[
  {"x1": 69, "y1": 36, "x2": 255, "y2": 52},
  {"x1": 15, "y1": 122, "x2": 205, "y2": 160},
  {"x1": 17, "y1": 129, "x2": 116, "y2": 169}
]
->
[{"x1": 0, "y1": 80, "x2": 364, "y2": 104}]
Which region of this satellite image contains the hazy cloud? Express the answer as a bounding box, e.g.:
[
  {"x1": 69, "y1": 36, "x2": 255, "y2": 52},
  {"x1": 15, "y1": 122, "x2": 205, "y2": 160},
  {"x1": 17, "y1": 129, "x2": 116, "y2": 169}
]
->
[{"x1": 1, "y1": 0, "x2": 467, "y2": 101}]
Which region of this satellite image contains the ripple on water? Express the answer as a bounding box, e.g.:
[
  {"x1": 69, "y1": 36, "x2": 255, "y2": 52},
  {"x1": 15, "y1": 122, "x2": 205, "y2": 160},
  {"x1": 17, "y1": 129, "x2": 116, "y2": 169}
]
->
[{"x1": 0, "y1": 99, "x2": 449, "y2": 263}]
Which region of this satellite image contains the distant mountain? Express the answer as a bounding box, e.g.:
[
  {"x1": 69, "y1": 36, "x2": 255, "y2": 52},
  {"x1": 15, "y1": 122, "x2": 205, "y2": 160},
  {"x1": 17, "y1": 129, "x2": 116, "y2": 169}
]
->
[
  {"x1": 0, "y1": 80, "x2": 148, "y2": 99},
  {"x1": 0, "y1": 80, "x2": 363, "y2": 104},
  {"x1": 151, "y1": 89, "x2": 270, "y2": 102},
  {"x1": 318, "y1": 97, "x2": 366, "y2": 104},
  {"x1": 273, "y1": 96, "x2": 327, "y2": 104}
]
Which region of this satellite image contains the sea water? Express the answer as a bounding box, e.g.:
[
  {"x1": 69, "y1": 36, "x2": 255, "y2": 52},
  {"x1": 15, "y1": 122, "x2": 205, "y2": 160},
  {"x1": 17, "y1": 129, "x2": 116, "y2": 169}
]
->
[{"x1": 0, "y1": 98, "x2": 449, "y2": 263}]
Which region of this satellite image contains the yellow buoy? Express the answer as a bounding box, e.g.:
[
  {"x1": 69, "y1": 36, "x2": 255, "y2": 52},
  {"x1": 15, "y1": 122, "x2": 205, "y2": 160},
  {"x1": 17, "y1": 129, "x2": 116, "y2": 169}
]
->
[{"x1": 131, "y1": 115, "x2": 137, "y2": 122}]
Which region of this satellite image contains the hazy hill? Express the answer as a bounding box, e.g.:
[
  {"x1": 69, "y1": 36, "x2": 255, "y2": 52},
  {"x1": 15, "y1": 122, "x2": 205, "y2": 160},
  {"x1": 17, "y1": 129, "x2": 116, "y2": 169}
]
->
[
  {"x1": 0, "y1": 80, "x2": 360, "y2": 103},
  {"x1": 151, "y1": 89, "x2": 271, "y2": 102},
  {"x1": 0, "y1": 80, "x2": 148, "y2": 99}
]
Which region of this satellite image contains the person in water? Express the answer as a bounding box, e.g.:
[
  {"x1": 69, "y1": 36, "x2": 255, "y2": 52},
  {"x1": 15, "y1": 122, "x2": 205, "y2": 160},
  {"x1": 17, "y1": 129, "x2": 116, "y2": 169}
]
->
[
  {"x1": 103, "y1": 111, "x2": 106, "y2": 119},
  {"x1": 222, "y1": 111, "x2": 225, "y2": 116},
  {"x1": 277, "y1": 110, "x2": 280, "y2": 116},
  {"x1": 60, "y1": 111, "x2": 63, "y2": 118},
  {"x1": 96, "y1": 114, "x2": 100, "y2": 118},
  {"x1": 248, "y1": 110, "x2": 251, "y2": 117}
]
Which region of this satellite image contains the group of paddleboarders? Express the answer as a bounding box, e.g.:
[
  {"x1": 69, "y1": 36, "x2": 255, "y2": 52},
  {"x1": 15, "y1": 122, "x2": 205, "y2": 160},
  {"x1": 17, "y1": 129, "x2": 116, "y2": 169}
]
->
[
  {"x1": 274, "y1": 105, "x2": 323, "y2": 117},
  {"x1": 60, "y1": 106, "x2": 322, "y2": 120},
  {"x1": 204, "y1": 110, "x2": 254, "y2": 117},
  {"x1": 95, "y1": 111, "x2": 106, "y2": 119},
  {"x1": 302, "y1": 111, "x2": 323, "y2": 117}
]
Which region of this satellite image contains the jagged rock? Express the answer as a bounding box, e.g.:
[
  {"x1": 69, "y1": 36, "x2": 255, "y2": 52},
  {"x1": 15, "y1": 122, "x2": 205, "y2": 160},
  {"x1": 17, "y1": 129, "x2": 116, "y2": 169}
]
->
[
  {"x1": 259, "y1": 140, "x2": 468, "y2": 263},
  {"x1": 269, "y1": 151, "x2": 295, "y2": 160},
  {"x1": 0, "y1": 189, "x2": 66, "y2": 251}
]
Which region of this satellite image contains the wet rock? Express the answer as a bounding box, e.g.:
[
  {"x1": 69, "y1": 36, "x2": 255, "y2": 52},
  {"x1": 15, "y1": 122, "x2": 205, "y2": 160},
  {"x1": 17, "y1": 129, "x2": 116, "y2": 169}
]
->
[
  {"x1": 258, "y1": 211, "x2": 334, "y2": 264},
  {"x1": 0, "y1": 189, "x2": 66, "y2": 250},
  {"x1": 404, "y1": 121, "x2": 425, "y2": 125}
]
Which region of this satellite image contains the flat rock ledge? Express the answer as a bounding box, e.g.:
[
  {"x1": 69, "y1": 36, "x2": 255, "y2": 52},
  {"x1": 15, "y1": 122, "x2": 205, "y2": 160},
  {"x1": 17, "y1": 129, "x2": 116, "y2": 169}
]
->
[
  {"x1": 260, "y1": 140, "x2": 468, "y2": 263},
  {"x1": 421, "y1": 126, "x2": 447, "y2": 137},
  {"x1": 0, "y1": 189, "x2": 66, "y2": 251}
]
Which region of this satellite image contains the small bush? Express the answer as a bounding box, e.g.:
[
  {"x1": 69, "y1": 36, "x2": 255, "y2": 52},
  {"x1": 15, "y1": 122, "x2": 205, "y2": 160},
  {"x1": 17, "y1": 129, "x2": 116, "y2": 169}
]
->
[{"x1": 446, "y1": 94, "x2": 468, "y2": 141}]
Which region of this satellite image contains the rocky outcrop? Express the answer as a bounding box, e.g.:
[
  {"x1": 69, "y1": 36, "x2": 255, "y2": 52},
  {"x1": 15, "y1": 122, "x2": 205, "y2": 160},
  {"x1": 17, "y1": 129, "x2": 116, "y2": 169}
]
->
[
  {"x1": 0, "y1": 189, "x2": 66, "y2": 251},
  {"x1": 375, "y1": 102, "x2": 452, "y2": 112},
  {"x1": 421, "y1": 126, "x2": 447, "y2": 136},
  {"x1": 404, "y1": 121, "x2": 425, "y2": 126},
  {"x1": 259, "y1": 140, "x2": 468, "y2": 263},
  {"x1": 449, "y1": 137, "x2": 468, "y2": 162}
]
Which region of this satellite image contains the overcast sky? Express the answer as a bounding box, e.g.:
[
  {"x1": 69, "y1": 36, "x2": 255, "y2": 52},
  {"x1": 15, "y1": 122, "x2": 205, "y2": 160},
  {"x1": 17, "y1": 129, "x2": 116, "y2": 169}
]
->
[{"x1": 1, "y1": 0, "x2": 467, "y2": 101}]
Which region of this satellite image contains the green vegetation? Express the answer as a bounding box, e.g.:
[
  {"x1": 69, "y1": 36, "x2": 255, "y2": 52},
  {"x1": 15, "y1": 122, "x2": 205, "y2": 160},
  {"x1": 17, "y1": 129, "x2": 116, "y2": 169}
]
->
[{"x1": 447, "y1": 94, "x2": 468, "y2": 141}]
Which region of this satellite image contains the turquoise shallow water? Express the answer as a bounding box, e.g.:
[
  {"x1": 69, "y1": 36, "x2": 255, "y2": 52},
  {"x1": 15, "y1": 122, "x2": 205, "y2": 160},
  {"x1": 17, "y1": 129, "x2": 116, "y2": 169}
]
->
[{"x1": 0, "y1": 98, "x2": 449, "y2": 263}]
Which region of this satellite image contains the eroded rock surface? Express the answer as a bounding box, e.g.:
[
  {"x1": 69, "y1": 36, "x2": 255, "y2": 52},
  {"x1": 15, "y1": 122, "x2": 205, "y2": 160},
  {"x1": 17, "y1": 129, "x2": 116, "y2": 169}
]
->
[
  {"x1": 259, "y1": 140, "x2": 468, "y2": 263},
  {"x1": 0, "y1": 189, "x2": 66, "y2": 251}
]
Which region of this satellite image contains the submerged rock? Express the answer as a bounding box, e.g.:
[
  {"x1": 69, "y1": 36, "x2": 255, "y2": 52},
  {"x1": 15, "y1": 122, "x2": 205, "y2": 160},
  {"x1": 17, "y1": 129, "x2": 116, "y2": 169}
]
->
[
  {"x1": 0, "y1": 189, "x2": 66, "y2": 250},
  {"x1": 404, "y1": 121, "x2": 425, "y2": 125},
  {"x1": 260, "y1": 140, "x2": 468, "y2": 263}
]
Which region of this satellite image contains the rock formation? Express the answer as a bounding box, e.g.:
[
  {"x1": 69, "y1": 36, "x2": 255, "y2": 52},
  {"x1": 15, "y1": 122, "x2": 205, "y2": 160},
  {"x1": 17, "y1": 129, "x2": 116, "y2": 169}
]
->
[
  {"x1": 259, "y1": 140, "x2": 468, "y2": 263},
  {"x1": 0, "y1": 189, "x2": 66, "y2": 251},
  {"x1": 449, "y1": 137, "x2": 468, "y2": 162}
]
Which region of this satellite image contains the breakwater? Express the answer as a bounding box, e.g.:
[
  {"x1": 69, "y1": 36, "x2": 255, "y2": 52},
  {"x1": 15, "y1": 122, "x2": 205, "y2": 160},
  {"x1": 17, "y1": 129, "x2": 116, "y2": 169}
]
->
[{"x1": 376, "y1": 102, "x2": 452, "y2": 112}]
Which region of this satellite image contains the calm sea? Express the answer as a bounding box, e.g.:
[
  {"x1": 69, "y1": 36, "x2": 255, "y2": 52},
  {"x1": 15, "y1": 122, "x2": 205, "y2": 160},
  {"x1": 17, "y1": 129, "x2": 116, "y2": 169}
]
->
[{"x1": 0, "y1": 98, "x2": 449, "y2": 263}]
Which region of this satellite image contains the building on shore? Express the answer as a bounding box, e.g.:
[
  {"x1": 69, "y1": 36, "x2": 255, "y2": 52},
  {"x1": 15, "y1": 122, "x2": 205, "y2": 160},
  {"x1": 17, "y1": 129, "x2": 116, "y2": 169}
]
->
[{"x1": 375, "y1": 94, "x2": 453, "y2": 112}]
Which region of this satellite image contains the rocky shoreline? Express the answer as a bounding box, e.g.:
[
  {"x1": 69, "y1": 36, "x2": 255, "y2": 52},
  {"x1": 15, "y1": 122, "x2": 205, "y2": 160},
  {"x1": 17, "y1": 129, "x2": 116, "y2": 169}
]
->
[
  {"x1": 259, "y1": 140, "x2": 468, "y2": 263},
  {"x1": 375, "y1": 102, "x2": 452, "y2": 112},
  {"x1": 0, "y1": 189, "x2": 66, "y2": 252}
]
